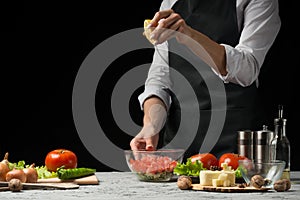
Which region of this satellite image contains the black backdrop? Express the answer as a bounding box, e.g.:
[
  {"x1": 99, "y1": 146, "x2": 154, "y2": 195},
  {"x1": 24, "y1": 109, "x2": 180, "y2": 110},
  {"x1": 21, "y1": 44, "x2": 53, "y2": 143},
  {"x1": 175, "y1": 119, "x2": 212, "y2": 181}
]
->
[{"x1": 1, "y1": 1, "x2": 299, "y2": 171}]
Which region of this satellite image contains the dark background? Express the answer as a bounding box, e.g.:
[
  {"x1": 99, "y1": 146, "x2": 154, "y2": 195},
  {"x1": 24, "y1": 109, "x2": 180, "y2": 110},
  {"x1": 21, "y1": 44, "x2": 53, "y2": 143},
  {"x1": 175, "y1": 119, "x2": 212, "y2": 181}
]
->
[{"x1": 1, "y1": 1, "x2": 299, "y2": 171}]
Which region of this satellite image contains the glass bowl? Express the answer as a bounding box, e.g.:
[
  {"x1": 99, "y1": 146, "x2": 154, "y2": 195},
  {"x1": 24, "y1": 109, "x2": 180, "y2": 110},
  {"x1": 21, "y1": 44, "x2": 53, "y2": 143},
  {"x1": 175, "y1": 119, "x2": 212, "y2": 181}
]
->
[
  {"x1": 124, "y1": 149, "x2": 185, "y2": 182},
  {"x1": 238, "y1": 159, "x2": 286, "y2": 188}
]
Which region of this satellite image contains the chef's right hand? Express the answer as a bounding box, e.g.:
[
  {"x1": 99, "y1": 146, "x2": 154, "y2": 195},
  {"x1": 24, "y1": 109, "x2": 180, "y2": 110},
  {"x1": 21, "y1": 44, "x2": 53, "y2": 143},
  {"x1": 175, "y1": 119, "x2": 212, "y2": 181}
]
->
[
  {"x1": 130, "y1": 124, "x2": 160, "y2": 151},
  {"x1": 130, "y1": 102, "x2": 167, "y2": 151}
]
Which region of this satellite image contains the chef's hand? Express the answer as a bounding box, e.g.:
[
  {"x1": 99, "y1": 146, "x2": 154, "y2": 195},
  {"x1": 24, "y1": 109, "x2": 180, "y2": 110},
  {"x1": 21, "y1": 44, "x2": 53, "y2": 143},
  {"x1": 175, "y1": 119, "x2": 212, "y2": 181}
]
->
[
  {"x1": 130, "y1": 99, "x2": 167, "y2": 151},
  {"x1": 148, "y1": 9, "x2": 225, "y2": 75},
  {"x1": 130, "y1": 125, "x2": 160, "y2": 151},
  {"x1": 147, "y1": 9, "x2": 193, "y2": 45}
]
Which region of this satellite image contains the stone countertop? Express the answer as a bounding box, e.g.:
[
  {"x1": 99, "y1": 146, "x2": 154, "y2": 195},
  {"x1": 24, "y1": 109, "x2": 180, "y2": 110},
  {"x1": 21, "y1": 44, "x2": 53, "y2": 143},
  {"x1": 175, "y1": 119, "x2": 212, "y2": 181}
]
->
[{"x1": 1, "y1": 171, "x2": 299, "y2": 200}]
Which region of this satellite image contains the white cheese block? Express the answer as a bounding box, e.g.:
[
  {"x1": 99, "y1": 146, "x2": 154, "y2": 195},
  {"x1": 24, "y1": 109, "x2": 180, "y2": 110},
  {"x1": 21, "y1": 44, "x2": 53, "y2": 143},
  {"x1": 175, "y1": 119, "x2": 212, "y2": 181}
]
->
[
  {"x1": 200, "y1": 170, "x2": 236, "y2": 186},
  {"x1": 199, "y1": 170, "x2": 221, "y2": 186}
]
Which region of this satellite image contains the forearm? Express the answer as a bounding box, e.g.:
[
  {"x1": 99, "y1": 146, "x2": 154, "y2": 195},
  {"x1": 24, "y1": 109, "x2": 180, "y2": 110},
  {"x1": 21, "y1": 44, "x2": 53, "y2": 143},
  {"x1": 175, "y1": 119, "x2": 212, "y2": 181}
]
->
[
  {"x1": 182, "y1": 28, "x2": 227, "y2": 76},
  {"x1": 142, "y1": 96, "x2": 167, "y2": 125}
]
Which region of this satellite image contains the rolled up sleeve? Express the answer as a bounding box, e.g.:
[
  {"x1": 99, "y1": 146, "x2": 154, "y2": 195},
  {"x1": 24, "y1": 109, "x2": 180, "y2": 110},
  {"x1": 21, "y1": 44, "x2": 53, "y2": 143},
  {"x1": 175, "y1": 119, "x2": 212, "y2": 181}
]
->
[
  {"x1": 138, "y1": 42, "x2": 172, "y2": 110},
  {"x1": 220, "y1": 0, "x2": 281, "y2": 87}
]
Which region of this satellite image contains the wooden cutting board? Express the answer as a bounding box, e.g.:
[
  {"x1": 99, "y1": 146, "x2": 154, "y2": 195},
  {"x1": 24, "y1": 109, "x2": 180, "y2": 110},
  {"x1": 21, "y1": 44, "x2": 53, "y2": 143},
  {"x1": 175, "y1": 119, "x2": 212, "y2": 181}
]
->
[
  {"x1": 0, "y1": 181, "x2": 79, "y2": 190},
  {"x1": 37, "y1": 174, "x2": 99, "y2": 185},
  {"x1": 191, "y1": 184, "x2": 270, "y2": 193}
]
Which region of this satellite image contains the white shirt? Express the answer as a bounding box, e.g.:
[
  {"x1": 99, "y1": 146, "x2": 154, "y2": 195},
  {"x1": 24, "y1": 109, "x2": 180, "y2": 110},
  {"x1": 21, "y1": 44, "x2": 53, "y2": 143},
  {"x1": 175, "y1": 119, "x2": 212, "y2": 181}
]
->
[{"x1": 138, "y1": 0, "x2": 281, "y2": 110}]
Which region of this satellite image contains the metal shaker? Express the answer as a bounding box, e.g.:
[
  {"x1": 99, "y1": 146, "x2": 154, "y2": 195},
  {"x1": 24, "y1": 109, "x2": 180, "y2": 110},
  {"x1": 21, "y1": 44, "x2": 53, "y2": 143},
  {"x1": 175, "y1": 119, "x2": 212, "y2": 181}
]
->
[
  {"x1": 254, "y1": 125, "x2": 275, "y2": 163},
  {"x1": 237, "y1": 130, "x2": 254, "y2": 160}
]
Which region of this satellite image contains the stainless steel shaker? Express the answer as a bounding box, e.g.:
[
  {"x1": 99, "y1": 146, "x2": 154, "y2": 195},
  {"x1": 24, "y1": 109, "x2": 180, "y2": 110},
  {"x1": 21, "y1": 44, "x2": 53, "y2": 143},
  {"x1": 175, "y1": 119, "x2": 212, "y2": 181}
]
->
[
  {"x1": 254, "y1": 125, "x2": 275, "y2": 163},
  {"x1": 237, "y1": 130, "x2": 254, "y2": 160}
]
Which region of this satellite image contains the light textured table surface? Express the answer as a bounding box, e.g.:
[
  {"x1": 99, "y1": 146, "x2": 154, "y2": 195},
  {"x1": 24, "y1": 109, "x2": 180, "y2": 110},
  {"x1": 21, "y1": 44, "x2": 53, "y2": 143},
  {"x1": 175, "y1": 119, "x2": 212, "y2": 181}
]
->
[{"x1": 1, "y1": 171, "x2": 299, "y2": 200}]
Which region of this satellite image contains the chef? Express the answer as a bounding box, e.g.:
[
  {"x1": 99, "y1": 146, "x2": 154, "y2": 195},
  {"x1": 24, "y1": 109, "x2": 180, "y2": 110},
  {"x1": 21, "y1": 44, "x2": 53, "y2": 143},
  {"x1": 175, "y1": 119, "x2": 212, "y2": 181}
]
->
[{"x1": 130, "y1": 0, "x2": 281, "y2": 159}]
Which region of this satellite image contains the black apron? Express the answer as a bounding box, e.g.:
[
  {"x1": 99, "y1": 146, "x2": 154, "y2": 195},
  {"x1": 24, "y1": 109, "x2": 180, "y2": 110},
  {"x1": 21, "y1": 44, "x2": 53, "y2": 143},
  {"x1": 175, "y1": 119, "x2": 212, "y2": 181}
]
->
[{"x1": 161, "y1": 0, "x2": 266, "y2": 159}]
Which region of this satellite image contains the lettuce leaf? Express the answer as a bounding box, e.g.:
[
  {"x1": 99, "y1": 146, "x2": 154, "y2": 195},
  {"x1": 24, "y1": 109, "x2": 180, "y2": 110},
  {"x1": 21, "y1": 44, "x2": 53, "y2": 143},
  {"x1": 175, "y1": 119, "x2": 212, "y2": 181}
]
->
[
  {"x1": 173, "y1": 158, "x2": 205, "y2": 176},
  {"x1": 235, "y1": 166, "x2": 243, "y2": 178},
  {"x1": 174, "y1": 158, "x2": 244, "y2": 180},
  {"x1": 35, "y1": 165, "x2": 57, "y2": 179}
]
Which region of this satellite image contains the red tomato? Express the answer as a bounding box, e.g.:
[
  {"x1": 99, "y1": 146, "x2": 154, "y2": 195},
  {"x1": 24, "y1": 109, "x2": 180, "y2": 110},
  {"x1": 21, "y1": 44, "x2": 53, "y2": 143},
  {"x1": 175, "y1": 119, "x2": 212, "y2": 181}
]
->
[
  {"x1": 45, "y1": 149, "x2": 78, "y2": 172},
  {"x1": 218, "y1": 153, "x2": 248, "y2": 170},
  {"x1": 190, "y1": 153, "x2": 218, "y2": 169}
]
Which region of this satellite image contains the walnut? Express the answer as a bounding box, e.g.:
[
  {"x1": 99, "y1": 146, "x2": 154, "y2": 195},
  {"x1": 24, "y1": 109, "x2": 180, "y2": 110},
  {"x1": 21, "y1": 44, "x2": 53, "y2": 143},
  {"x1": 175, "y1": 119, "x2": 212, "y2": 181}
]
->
[
  {"x1": 251, "y1": 175, "x2": 265, "y2": 188},
  {"x1": 274, "y1": 179, "x2": 291, "y2": 192},
  {"x1": 273, "y1": 180, "x2": 286, "y2": 192},
  {"x1": 8, "y1": 178, "x2": 23, "y2": 192},
  {"x1": 177, "y1": 175, "x2": 192, "y2": 190},
  {"x1": 282, "y1": 179, "x2": 291, "y2": 191}
]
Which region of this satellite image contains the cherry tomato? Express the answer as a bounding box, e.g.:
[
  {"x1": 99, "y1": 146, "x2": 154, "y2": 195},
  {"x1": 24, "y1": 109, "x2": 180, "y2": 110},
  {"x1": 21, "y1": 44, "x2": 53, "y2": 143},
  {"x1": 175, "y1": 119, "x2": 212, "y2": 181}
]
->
[
  {"x1": 45, "y1": 149, "x2": 78, "y2": 172},
  {"x1": 218, "y1": 153, "x2": 248, "y2": 170},
  {"x1": 190, "y1": 153, "x2": 218, "y2": 169}
]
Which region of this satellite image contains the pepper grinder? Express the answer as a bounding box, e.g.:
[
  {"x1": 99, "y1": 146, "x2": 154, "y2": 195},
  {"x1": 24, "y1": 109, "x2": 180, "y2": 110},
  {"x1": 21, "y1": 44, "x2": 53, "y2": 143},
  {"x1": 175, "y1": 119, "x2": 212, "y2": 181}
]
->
[
  {"x1": 237, "y1": 130, "x2": 254, "y2": 160},
  {"x1": 254, "y1": 125, "x2": 274, "y2": 163}
]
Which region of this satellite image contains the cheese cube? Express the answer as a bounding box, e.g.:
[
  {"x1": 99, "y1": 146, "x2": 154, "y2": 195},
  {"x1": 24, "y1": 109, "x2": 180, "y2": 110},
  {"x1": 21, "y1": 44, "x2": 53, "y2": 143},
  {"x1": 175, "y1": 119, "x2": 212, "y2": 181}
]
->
[
  {"x1": 223, "y1": 180, "x2": 231, "y2": 187},
  {"x1": 212, "y1": 179, "x2": 223, "y2": 187}
]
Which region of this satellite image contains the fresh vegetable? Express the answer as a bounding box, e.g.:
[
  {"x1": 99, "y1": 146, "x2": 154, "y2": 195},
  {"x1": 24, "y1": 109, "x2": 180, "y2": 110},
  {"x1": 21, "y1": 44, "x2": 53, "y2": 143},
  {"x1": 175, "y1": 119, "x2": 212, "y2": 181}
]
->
[
  {"x1": 218, "y1": 153, "x2": 248, "y2": 170},
  {"x1": 173, "y1": 158, "x2": 205, "y2": 177},
  {"x1": 235, "y1": 166, "x2": 243, "y2": 178},
  {"x1": 0, "y1": 152, "x2": 10, "y2": 181},
  {"x1": 174, "y1": 153, "x2": 246, "y2": 180},
  {"x1": 6, "y1": 169, "x2": 27, "y2": 183},
  {"x1": 190, "y1": 153, "x2": 218, "y2": 169},
  {"x1": 23, "y1": 163, "x2": 38, "y2": 183},
  {"x1": 35, "y1": 165, "x2": 57, "y2": 179},
  {"x1": 57, "y1": 167, "x2": 96, "y2": 180},
  {"x1": 45, "y1": 149, "x2": 78, "y2": 172},
  {"x1": 8, "y1": 159, "x2": 57, "y2": 179},
  {"x1": 8, "y1": 160, "x2": 26, "y2": 170}
]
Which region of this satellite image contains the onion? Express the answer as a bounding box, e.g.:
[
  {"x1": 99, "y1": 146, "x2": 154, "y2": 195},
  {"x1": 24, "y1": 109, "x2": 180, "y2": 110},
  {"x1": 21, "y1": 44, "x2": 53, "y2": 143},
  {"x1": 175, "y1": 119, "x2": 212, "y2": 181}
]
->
[
  {"x1": 0, "y1": 152, "x2": 10, "y2": 181},
  {"x1": 23, "y1": 163, "x2": 38, "y2": 183},
  {"x1": 6, "y1": 169, "x2": 27, "y2": 183}
]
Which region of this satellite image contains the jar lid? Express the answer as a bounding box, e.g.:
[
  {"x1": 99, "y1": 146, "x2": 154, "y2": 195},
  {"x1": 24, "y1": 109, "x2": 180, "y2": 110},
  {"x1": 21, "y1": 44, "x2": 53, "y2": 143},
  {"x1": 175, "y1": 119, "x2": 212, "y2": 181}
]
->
[
  {"x1": 256, "y1": 125, "x2": 272, "y2": 133},
  {"x1": 255, "y1": 125, "x2": 274, "y2": 140}
]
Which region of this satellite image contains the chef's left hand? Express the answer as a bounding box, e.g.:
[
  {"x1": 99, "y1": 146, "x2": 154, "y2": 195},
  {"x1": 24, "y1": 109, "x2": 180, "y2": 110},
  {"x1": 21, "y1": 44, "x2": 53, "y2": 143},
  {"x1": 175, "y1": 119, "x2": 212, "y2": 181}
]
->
[{"x1": 148, "y1": 9, "x2": 193, "y2": 45}]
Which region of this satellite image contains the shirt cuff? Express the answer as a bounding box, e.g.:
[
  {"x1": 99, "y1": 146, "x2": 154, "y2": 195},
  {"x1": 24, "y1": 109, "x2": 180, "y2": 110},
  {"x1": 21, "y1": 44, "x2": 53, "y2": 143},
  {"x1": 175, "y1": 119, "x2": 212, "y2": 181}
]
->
[
  {"x1": 219, "y1": 44, "x2": 235, "y2": 83},
  {"x1": 138, "y1": 85, "x2": 172, "y2": 111},
  {"x1": 210, "y1": 67, "x2": 230, "y2": 84}
]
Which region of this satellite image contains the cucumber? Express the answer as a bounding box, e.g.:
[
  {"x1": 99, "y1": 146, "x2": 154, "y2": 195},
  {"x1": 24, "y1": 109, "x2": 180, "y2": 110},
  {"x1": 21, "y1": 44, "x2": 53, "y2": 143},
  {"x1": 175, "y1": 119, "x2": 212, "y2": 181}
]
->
[{"x1": 57, "y1": 167, "x2": 96, "y2": 180}]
